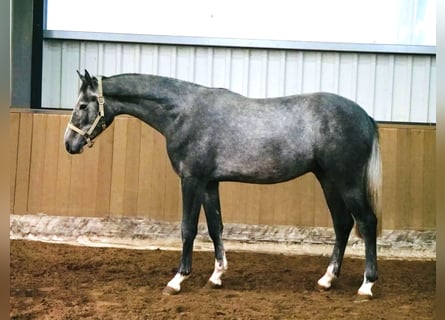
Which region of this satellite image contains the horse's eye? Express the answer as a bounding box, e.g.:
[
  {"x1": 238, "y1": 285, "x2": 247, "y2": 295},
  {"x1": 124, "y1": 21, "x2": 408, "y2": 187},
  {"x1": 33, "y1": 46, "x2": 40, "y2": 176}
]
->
[{"x1": 79, "y1": 103, "x2": 88, "y2": 110}]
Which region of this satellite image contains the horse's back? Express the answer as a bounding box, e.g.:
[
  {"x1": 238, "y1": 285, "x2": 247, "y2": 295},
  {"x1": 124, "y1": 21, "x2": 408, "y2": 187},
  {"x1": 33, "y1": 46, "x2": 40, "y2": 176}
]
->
[{"x1": 205, "y1": 90, "x2": 376, "y2": 151}]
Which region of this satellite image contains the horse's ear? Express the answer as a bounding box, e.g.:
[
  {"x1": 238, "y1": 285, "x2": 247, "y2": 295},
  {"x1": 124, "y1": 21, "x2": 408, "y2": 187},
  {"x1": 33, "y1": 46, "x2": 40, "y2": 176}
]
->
[
  {"x1": 84, "y1": 69, "x2": 92, "y2": 84},
  {"x1": 83, "y1": 69, "x2": 98, "y2": 88},
  {"x1": 76, "y1": 70, "x2": 85, "y2": 82}
]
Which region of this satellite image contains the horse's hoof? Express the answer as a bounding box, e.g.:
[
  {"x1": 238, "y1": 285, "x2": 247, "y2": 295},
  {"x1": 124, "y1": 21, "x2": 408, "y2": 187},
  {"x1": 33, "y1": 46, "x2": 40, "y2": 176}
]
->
[
  {"x1": 162, "y1": 286, "x2": 180, "y2": 296},
  {"x1": 317, "y1": 278, "x2": 333, "y2": 291},
  {"x1": 357, "y1": 290, "x2": 373, "y2": 300},
  {"x1": 317, "y1": 270, "x2": 336, "y2": 291},
  {"x1": 316, "y1": 283, "x2": 331, "y2": 291},
  {"x1": 354, "y1": 294, "x2": 373, "y2": 302},
  {"x1": 357, "y1": 279, "x2": 374, "y2": 298},
  {"x1": 205, "y1": 281, "x2": 223, "y2": 290}
]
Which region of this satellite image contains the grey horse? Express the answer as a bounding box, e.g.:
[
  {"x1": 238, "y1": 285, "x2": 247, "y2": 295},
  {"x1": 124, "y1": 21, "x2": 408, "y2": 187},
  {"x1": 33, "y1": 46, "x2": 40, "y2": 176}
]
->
[{"x1": 65, "y1": 70, "x2": 381, "y2": 297}]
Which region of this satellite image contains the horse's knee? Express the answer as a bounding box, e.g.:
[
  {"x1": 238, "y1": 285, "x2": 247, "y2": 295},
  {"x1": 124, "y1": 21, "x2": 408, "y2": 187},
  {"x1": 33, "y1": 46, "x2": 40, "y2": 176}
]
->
[{"x1": 181, "y1": 225, "x2": 198, "y2": 243}]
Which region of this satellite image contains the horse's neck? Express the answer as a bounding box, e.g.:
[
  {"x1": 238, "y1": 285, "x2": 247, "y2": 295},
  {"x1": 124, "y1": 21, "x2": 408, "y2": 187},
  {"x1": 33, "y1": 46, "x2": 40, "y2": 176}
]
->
[{"x1": 103, "y1": 74, "x2": 196, "y2": 134}]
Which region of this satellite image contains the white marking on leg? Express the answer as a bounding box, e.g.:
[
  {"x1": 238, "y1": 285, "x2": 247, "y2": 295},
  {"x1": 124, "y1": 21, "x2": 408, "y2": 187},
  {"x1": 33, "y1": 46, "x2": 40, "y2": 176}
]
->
[
  {"x1": 317, "y1": 264, "x2": 337, "y2": 289},
  {"x1": 209, "y1": 254, "x2": 228, "y2": 286},
  {"x1": 358, "y1": 272, "x2": 375, "y2": 297},
  {"x1": 166, "y1": 273, "x2": 189, "y2": 293}
]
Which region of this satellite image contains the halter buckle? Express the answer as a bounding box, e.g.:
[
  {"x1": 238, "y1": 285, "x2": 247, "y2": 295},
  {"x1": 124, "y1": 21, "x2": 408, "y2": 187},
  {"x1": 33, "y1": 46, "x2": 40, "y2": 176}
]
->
[{"x1": 85, "y1": 134, "x2": 94, "y2": 147}]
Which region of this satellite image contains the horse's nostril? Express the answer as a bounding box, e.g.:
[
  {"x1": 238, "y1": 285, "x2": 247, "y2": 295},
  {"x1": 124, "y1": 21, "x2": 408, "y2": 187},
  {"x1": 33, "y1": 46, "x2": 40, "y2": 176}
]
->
[
  {"x1": 65, "y1": 141, "x2": 78, "y2": 154},
  {"x1": 65, "y1": 140, "x2": 84, "y2": 154},
  {"x1": 65, "y1": 141, "x2": 72, "y2": 153}
]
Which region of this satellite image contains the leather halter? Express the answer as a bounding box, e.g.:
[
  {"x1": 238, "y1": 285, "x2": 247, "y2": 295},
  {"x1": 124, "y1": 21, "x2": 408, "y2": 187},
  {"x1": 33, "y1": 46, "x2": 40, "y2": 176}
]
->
[{"x1": 67, "y1": 77, "x2": 106, "y2": 147}]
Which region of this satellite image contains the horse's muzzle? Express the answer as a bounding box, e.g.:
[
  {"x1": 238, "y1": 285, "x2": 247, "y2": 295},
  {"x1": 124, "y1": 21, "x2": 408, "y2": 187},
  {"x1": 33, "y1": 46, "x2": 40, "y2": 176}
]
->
[{"x1": 65, "y1": 140, "x2": 84, "y2": 154}]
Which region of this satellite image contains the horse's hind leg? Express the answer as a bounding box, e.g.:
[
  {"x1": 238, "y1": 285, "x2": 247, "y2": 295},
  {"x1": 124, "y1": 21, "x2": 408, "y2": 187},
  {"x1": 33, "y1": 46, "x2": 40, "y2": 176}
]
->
[
  {"x1": 341, "y1": 183, "x2": 378, "y2": 297},
  {"x1": 203, "y1": 181, "x2": 228, "y2": 288},
  {"x1": 316, "y1": 174, "x2": 354, "y2": 290},
  {"x1": 348, "y1": 194, "x2": 378, "y2": 297}
]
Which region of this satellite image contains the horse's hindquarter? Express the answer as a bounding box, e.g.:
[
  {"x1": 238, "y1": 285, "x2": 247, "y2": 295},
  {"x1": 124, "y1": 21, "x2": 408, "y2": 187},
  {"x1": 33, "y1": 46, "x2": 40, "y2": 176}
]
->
[{"x1": 307, "y1": 93, "x2": 377, "y2": 174}]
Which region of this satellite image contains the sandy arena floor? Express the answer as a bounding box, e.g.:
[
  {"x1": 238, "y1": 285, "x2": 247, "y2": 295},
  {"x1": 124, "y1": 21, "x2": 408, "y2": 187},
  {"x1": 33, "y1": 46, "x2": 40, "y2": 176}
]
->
[{"x1": 10, "y1": 240, "x2": 435, "y2": 319}]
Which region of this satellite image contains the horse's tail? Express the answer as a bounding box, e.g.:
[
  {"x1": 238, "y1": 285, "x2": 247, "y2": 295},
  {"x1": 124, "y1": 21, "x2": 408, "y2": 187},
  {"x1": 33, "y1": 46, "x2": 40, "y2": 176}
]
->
[{"x1": 356, "y1": 122, "x2": 382, "y2": 238}]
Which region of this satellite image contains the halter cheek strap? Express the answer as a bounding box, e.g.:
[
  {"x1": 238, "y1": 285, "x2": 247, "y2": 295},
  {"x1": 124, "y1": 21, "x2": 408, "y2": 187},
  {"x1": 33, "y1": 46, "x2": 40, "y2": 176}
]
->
[{"x1": 67, "y1": 77, "x2": 106, "y2": 148}]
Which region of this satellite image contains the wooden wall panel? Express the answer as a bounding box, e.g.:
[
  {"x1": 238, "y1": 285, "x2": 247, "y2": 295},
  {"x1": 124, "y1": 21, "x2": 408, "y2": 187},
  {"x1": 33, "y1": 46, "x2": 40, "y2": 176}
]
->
[
  {"x1": 94, "y1": 120, "x2": 114, "y2": 216},
  {"x1": 122, "y1": 118, "x2": 141, "y2": 216},
  {"x1": 162, "y1": 164, "x2": 181, "y2": 222},
  {"x1": 294, "y1": 174, "x2": 317, "y2": 227},
  {"x1": 379, "y1": 124, "x2": 436, "y2": 230},
  {"x1": 220, "y1": 183, "x2": 259, "y2": 225},
  {"x1": 27, "y1": 114, "x2": 47, "y2": 213},
  {"x1": 55, "y1": 115, "x2": 72, "y2": 215},
  {"x1": 79, "y1": 128, "x2": 102, "y2": 216},
  {"x1": 137, "y1": 124, "x2": 164, "y2": 218},
  {"x1": 10, "y1": 110, "x2": 435, "y2": 231},
  {"x1": 13, "y1": 113, "x2": 33, "y2": 214},
  {"x1": 40, "y1": 114, "x2": 61, "y2": 214},
  {"x1": 67, "y1": 145, "x2": 84, "y2": 216},
  {"x1": 379, "y1": 128, "x2": 397, "y2": 229},
  {"x1": 218, "y1": 175, "x2": 332, "y2": 228},
  {"x1": 10, "y1": 113, "x2": 20, "y2": 211},
  {"x1": 109, "y1": 117, "x2": 129, "y2": 216},
  {"x1": 422, "y1": 129, "x2": 436, "y2": 229}
]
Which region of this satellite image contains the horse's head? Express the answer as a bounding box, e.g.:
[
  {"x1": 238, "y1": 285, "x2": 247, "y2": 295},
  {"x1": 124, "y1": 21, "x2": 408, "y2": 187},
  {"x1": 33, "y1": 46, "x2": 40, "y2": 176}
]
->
[{"x1": 64, "y1": 70, "x2": 108, "y2": 154}]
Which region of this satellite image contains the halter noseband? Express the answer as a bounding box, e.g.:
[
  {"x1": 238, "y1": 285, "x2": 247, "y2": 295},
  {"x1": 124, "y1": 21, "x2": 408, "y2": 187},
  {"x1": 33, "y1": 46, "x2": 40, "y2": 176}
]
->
[{"x1": 67, "y1": 77, "x2": 106, "y2": 148}]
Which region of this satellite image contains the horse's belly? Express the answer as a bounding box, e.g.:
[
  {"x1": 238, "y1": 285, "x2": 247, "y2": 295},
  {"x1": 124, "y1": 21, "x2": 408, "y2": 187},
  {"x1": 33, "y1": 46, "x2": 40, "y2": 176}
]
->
[{"x1": 214, "y1": 152, "x2": 312, "y2": 184}]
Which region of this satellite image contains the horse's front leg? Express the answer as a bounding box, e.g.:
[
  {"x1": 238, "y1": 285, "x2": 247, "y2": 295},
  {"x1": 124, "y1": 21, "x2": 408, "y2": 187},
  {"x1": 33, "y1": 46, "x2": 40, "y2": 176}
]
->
[
  {"x1": 203, "y1": 181, "x2": 228, "y2": 289},
  {"x1": 163, "y1": 177, "x2": 204, "y2": 295}
]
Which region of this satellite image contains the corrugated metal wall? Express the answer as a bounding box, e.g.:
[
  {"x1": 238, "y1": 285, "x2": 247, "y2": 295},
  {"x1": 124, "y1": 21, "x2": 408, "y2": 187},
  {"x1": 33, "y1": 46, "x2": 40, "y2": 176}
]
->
[{"x1": 42, "y1": 40, "x2": 436, "y2": 123}]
